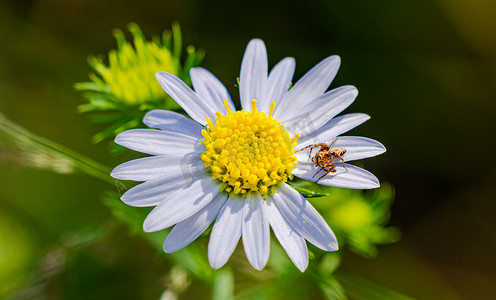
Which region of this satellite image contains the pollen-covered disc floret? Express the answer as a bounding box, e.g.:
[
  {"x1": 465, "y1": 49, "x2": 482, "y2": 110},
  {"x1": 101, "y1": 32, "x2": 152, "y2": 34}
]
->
[{"x1": 200, "y1": 100, "x2": 299, "y2": 196}]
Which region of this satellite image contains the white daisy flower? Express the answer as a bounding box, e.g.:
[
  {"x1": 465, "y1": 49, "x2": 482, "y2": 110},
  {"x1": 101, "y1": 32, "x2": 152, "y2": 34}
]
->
[{"x1": 111, "y1": 39, "x2": 386, "y2": 272}]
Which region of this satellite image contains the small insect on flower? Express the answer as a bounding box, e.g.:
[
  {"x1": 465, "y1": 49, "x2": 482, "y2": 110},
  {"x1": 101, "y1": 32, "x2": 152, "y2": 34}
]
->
[{"x1": 296, "y1": 137, "x2": 348, "y2": 183}]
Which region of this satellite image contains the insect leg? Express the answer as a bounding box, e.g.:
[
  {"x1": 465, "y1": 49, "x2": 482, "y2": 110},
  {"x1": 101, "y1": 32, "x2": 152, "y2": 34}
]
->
[
  {"x1": 312, "y1": 165, "x2": 327, "y2": 178},
  {"x1": 314, "y1": 154, "x2": 320, "y2": 167},
  {"x1": 295, "y1": 144, "x2": 315, "y2": 153},
  {"x1": 296, "y1": 143, "x2": 326, "y2": 161},
  {"x1": 295, "y1": 144, "x2": 316, "y2": 161},
  {"x1": 336, "y1": 155, "x2": 347, "y2": 170},
  {"x1": 329, "y1": 137, "x2": 338, "y2": 148},
  {"x1": 315, "y1": 167, "x2": 334, "y2": 183},
  {"x1": 308, "y1": 147, "x2": 314, "y2": 161}
]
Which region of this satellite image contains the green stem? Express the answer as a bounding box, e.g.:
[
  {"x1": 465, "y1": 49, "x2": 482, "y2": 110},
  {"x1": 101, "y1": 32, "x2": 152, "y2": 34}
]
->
[{"x1": 0, "y1": 112, "x2": 113, "y2": 184}]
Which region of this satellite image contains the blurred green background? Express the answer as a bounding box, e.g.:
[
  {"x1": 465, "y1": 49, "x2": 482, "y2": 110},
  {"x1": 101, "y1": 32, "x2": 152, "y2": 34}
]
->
[{"x1": 1, "y1": 0, "x2": 495, "y2": 299}]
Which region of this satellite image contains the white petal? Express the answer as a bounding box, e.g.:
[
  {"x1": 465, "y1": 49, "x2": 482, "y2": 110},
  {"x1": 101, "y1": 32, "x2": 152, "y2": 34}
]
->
[
  {"x1": 282, "y1": 86, "x2": 358, "y2": 136},
  {"x1": 259, "y1": 57, "x2": 295, "y2": 113},
  {"x1": 292, "y1": 163, "x2": 380, "y2": 189},
  {"x1": 298, "y1": 113, "x2": 370, "y2": 146},
  {"x1": 190, "y1": 67, "x2": 235, "y2": 114},
  {"x1": 121, "y1": 164, "x2": 206, "y2": 207},
  {"x1": 273, "y1": 183, "x2": 338, "y2": 251},
  {"x1": 274, "y1": 55, "x2": 341, "y2": 119},
  {"x1": 163, "y1": 193, "x2": 227, "y2": 253},
  {"x1": 242, "y1": 194, "x2": 270, "y2": 270},
  {"x1": 115, "y1": 129, "x2": 201, "y2": 156},
  {"x1": 264, "y1": 199, "x2": 308, "y2": 272},
  {"x1": 143, "y1": 176, "x2": 220, "y2": 232},
  {"x1": 239, "y1": 39, "x2": 268, "y2": 110},
  {"x1": 208, "y1": 197, "x2": 245, "y2": 269},
  {"x1": 296, "y1": 136, "x2": 386, "y2": 163},
  {"x1": 111, "y1": 153, "x2": 203, "y2": 181},
  {"x1": 156, "y1": 72, "x2": 215, "y2": 125},
  {"x1": 143, "y1": 110, "x2": 203, "y2": 139}
]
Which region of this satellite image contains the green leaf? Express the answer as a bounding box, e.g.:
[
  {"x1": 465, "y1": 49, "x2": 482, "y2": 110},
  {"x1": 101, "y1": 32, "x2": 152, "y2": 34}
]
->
[
  {"x1": 319, "y1": 253, "x2": 341, "y2": 276},
  {"x1": 320, "y1": 277, "x2": 347, "y2": 300},
  {"x1": 181, "y1": 45, "x2": 205, "y2": 84},
  {"x1": 212, "y1": 268, "x2": 234, "y2": 300},
  {"x1": 171, "y1": 21, "x2": 182, "y2": 61},
  {"x1": 73, "y1": 81, "x2": 104, "y2": 92},
  {"x1": 162, "y1": 30, "x2": 172, "y2": 50},
  {"x1": 289, "y1": 185, "x2": 329, "y2": 198},
  {"x1": 77, "y1": 94, "x2": 120, "y2": 112},
  {"x1": 88, "y1": 112, "x2": 127, "y2": 124},
  {"x1": 77, "y1": 103, "x2": 99, "y2": 113},
  {"x1": 91, "y1": 118, "x2": 139, "y2": 144}
]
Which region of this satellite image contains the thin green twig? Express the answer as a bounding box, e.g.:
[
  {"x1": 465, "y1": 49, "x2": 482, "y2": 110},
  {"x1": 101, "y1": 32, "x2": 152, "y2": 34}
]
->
[{"x1": 0, "y1": 112, "x2": 113, "y2": 184}]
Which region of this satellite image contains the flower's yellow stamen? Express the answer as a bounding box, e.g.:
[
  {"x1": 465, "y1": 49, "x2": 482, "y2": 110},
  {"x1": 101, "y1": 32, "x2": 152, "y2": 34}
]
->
[
  {"x1": 224, "y1": 99, "x2": 233, "y2": 115},
  {"x1": 206, "y1": 116, "x2": 214, "y2": 129},
  {"x1": 251, "y1": 99, "x2": 258, "y2": 113},
  {"x1": 201, "y1": 100, "x2": 299, "y2": 197},
  {"x1": 201, "y1": 129, "x2": 212, "y2": 141},
  {"x1": 268, "y1": 101, "x2": 275, "y2": 118}
]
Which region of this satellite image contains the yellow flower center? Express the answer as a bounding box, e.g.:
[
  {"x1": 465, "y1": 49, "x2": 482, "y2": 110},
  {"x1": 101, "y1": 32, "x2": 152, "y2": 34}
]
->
[
  {"x1": 99, "y1": 41, "x2": 177, "y2": 105},
  {"x1": 90, "y1": 24, "x2": 179, "y2": 105},
  {"x1": 200, "y1": 100, "x2": 299, "y2": 197}
]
